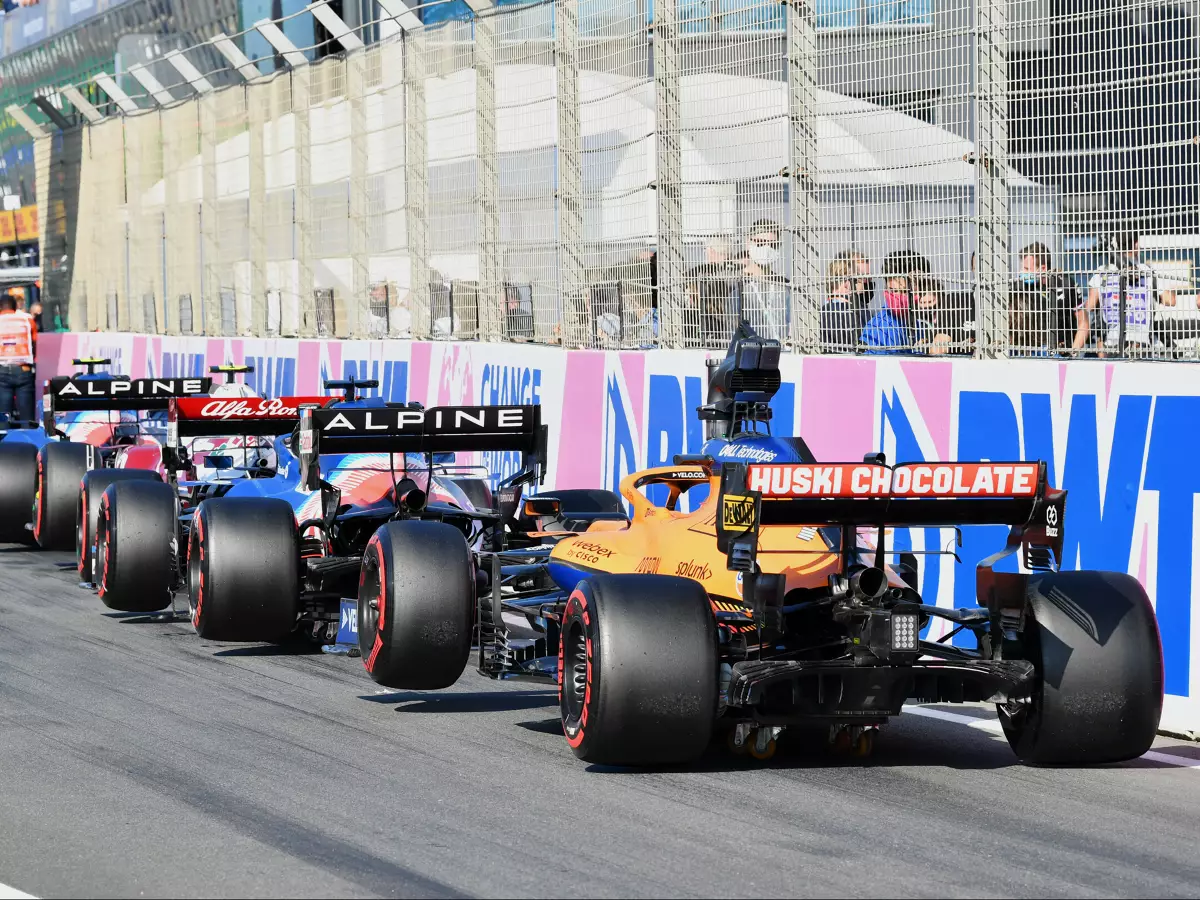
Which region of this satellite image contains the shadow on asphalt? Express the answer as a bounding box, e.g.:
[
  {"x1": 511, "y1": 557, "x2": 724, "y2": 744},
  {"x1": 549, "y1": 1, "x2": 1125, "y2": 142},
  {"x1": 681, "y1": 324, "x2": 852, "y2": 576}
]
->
[
  {"x1": 0, "y1": 545, "x2": 38, "y2": 553},
  {"x1": 517, "y1": 717, "x2": 564, "y2": 735},
  {"x1": 212, "y1": 642, "x2": 324, "y2": 657},
  {"x1": 361, "y1": 690, "x2": 559, "y2": 714},
  {"x1": 103, "y1": 610, "x2": 181, "y2": 624},
  {"x1": 582, "y1": 725, "x2": 1019, "y2": 774}
]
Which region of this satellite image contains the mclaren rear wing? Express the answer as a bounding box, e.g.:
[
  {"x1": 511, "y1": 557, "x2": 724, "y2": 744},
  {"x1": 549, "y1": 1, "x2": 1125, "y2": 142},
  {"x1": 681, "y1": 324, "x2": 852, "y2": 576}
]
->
[
  {"x1": 296, "y1": 404, "x2": 546, "y2": 491},
  {"x1": 42, "y1": 376, "x2": 214, "y2": 436},
  {"x1": 717, "y1": 459, "x2": 1067, "y2": 574}
]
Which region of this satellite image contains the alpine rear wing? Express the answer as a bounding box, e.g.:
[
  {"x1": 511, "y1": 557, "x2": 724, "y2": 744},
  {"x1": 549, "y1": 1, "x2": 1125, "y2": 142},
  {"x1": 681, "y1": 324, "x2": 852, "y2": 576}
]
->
[
  {"x1": 297, "y1": 404, "x2": 546, "y2": 491},
  {"x1": 42, "y1": 376, "x2": 213, "y2": 436},
  {"x1": 717, "y1": 459, "x2": 1067, "y2": 573}
]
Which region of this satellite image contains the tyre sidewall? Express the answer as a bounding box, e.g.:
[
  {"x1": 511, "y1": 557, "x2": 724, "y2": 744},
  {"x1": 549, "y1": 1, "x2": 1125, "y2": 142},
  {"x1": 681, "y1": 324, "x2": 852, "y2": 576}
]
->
[
  {"x1": 560, "y1": 581, "x2": 602, "y2": 757},
  {"x1": 35, "y1": 442, "x2": 89, "y2": 550},
  {"x1": 98, "y1": 480, "x2": 177, "y2": 612},
  {"x1": 190, "y1": 498, "x2": 299, "y2": 642},
  {"x1": 358, "y1": 520, "x2": 474, "y2": 690},
  {"x1": 0, "y1": 442, "x2": 38, "y2": 543},
  {"x1": 1002, "y1": 570, "x2": 1163, "y2": 764}
]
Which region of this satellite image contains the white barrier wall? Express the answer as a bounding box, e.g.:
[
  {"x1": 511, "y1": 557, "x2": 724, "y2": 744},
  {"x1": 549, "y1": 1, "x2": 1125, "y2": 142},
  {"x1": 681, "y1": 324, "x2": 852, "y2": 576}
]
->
[{"x1": 39, "y1": 332, "x2": 1200, "y2": 735}]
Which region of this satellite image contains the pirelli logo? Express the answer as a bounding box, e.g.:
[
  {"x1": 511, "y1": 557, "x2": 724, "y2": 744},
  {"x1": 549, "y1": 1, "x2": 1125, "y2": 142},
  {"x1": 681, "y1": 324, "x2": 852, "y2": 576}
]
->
[{"x1": 722, "y1": 493, "x2": 757, "y2": 530}]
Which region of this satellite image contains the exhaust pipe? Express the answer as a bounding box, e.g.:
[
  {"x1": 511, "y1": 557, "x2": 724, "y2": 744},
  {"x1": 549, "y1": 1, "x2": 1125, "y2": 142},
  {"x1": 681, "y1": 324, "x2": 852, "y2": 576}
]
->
[
  {"x1": 398, "y1": 487, "x2": 427, "y2": 514},
  {"x1": 849, "y1": 566, "x2": 887, "y2": 602}
]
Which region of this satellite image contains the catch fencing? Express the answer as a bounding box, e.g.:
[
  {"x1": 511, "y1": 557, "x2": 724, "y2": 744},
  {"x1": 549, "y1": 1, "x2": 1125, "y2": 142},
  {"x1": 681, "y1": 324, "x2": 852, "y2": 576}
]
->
[{"x1": 41, "y1": 0, "x2": 1200, "y2": 358}]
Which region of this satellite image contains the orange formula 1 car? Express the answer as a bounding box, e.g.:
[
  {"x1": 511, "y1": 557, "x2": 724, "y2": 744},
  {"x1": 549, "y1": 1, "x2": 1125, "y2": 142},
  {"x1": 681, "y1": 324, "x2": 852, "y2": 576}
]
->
[{"x1": 354, "y1": 326, "x2": 1164, "y2": 768}]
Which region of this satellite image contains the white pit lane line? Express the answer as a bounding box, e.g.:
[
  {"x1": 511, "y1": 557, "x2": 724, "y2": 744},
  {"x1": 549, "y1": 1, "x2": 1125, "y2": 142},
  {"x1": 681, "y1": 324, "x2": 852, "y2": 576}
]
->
[
  {"x1": 906, "y1": 705, "x2": 1200, "y2": 769},
  {"x1": 0, "y1": 882, "x2": 36, "y2": 899}
]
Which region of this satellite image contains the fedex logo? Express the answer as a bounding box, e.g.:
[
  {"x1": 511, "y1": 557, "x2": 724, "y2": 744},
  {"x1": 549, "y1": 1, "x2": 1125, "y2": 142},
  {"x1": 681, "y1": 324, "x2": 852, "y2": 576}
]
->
[{"x1": 748, "y1": 462, "x2": 1041, "y2": 498}]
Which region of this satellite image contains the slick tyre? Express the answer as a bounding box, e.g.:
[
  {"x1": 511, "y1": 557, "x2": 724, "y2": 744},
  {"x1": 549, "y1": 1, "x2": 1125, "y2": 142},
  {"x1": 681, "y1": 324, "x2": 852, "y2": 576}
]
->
[
  {"x1": 0, "y1": 442, "x2": 37, "y2": 543},
  {"x1": 1000, "y1": 570, "x2": 1163, "y2": 765},
  {"x1": 189, "y1": 498, "x2": 299, "y2": 642},
  {"x1": 35, "y1": 442, "x2": 89, "y2": 549},
  {"x1": 560, "y1": 574, "x2": 717, "y2": 766},
  {"x1": 78, "y1": 469, "x2": 161, "y2": 584},
  {"x1": 358, "y1": 520, "x2": 475, "y2": 690},
  {"x1": 96, "y1": 480, "x2": 177, "y2": 612}
]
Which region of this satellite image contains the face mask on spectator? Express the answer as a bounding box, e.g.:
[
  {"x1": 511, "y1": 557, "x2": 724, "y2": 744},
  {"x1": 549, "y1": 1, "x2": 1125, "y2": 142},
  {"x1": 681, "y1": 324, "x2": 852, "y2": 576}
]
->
[
  {"x1": 883, "y1": 289, "x2": 910, "y2": 312},
  {"x1": 1020, "y1": 272, "x2": 1041, "y2": 286},
  {"x1": 749, "y1": 244, "x2": 780, "y2": 269}
]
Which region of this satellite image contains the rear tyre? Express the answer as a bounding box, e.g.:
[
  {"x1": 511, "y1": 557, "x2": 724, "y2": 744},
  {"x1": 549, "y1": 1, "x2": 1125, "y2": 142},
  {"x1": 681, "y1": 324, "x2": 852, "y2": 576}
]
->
[
  {"x1": 188, "y1": 498, "x2": 299, "y2": 642},
  {"x1": 560, "y1": 574, "x2": 717, "y2": 766},
  {"x1": 999, "y1": 570, "x2": 1163, "y2": 765},
  {"x1": 35, "y1": 442, "x2": 89, "y2": 549},
  {"x1": 0, "y1": 442, "x2": 37, "y2": 543},
  {"x1": 77, "y1": 469, "x2": 161, "y2": 584},
  {"x1": 358, "y1": 520, "x2": 475, "y2": 690},
  {"x1": 96, "y1": 480, "x2": 177, "y2": 612}
]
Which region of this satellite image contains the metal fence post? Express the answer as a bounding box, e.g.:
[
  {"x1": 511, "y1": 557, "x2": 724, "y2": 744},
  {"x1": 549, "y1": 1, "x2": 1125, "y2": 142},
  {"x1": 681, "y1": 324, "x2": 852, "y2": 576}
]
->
[
  {"x1": 787, "y1": 0, "x2": 821, "y2": 353},
  {"x1": 652, "y1": 0, "x2": 684, "y2": 348},
  {"x1": 199, "y1": 96, "x2": 221, "y2": 336},
  {"x1": 405, "y1": 30, "x2": 431, "y2": 340},
  {"x1": 248, "y1": 83, "x2": 269, "y2": 338},
  {"x1": 555, "y1": 0, "x2": 584, "y2": 349},
  {"x1": 475, "y1": 12, "x2": 502, "y2": 341},
  {"x1": 347, "y1": 53, "x2": 371, "y2": 339},
  {"x1": 292, "y1": 68, "x2": 318, "y2": 338},
  {"x1": 976, "y1": 0, "x2": 1010, "y2": 358}
]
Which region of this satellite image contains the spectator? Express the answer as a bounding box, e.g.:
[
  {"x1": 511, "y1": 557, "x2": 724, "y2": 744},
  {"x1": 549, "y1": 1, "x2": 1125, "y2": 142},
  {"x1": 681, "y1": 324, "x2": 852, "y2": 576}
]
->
[
  {"x1": 0, "y1": 291, "x2": 37, "y2": 424},
  {"x1": 1075, "y1": 232, "x2": 1176, "y2": 356},
  {"x1": 684, "y1": 263, "x2": 740, "y2": 348},
  {"x1": 29, "y1": 301, "x2": 43, "y2": 333},
  {"x1": 704, "y1": 236, "x2": 735, "y2": 266},
  {"x1": 860, "y1": 250, "x2": 926, "y2": 355},
  {"x1": 740, "y1": 219, "x2": 788, "y2": 342},
  {"x1": 1009, "y1": 242, "x2": 1081, "y2": 356},
  {"x1": 912, "y1": 274, "x2": 955, "y2": 355},
  {"x1": 935, "y1": 251, "x2": 978, "y2": 355},
  {"x1": 820, "y1": 256, "x2": 865, "y2": 353},
  {"x1": 830, "y1": 248, "x2": 875, "y2": 321}
]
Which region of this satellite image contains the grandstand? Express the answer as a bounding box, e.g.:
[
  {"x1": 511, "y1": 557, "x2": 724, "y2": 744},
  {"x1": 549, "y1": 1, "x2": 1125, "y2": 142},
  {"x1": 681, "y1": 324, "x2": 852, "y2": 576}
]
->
[{"x1": 0, "y1": 0, "x2": 1195, "y2": 356}]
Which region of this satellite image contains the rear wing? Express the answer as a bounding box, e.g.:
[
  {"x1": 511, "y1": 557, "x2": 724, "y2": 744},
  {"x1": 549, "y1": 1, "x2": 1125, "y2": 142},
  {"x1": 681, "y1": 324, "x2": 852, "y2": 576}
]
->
[
  {"x1": 42, "y1": 376, "x2": 213, "y2": 436},
  {"x1": 717, "y1": 460, "x2": 1066, "y2": 573},
  {"x1": 163, "y1": 396, "x2": 329, "y2": 471},
  {"x1": 167, "y1": 396, "x2": 330, "y2": 441},
  {"x1": 297, "y1": 404, "x2": 546, "y2": 491}
]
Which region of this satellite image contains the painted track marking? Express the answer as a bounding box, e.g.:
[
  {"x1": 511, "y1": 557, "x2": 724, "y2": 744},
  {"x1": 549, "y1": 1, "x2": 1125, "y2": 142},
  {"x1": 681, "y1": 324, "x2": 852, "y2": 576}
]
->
[
  {"x1": 0, "y1": 882, "x2": 36, "y2": 899},
  {"x1": 906, "y1": 705, "x2": 1200, "y2": 769}
]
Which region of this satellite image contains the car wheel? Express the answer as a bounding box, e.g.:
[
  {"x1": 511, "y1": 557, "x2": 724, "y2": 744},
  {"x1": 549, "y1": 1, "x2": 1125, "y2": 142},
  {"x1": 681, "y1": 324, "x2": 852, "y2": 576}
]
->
[
  {"x1": 560, "y1": 574, "x2": 717, "y2": 766},
  {"x1": 77, "y1": 469, "x2": 161, "y2": 584},
  {"x1": 0, "y1": 442, "x2": 38, "y2": 543},
  {"x1": 999, "y1": 570, "x2": 1163, "y2": 765},
  {"x1": 358, "y1": 520, "x2": 475, "y2": 690},
  {"x1": 97, "y1": 479, "x2": 178, "y2": 612},
  {"x1": 189, "y1": 497, "x2": 299, "y2": 642},
  {"x1": 35, "y1": 442, "x2": 89, "y2": 550}
]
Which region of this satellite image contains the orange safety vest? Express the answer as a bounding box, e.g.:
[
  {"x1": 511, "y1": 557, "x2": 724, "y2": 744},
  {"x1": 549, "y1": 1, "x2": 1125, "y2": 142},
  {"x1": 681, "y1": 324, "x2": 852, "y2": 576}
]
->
[{"x1": 0, "y1": 310, "x2": 35, "y2": 366}]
